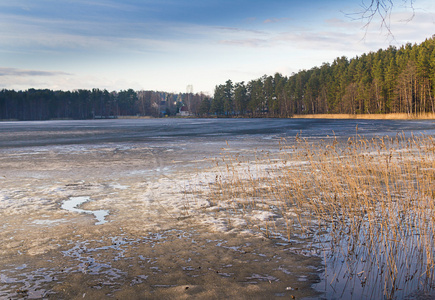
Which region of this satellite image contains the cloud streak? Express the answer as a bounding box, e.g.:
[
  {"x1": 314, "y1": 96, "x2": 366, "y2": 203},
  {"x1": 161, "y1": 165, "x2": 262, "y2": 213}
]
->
[
  {"x1": 0, "y1": 68, "x2": 72, "y2": 77},
  {"x1": 263, "y1": 17, "x2": 290, "y2": 24}
]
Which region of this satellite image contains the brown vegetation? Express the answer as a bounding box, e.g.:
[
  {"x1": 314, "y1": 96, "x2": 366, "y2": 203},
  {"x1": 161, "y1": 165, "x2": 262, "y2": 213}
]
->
[
  {"x1": 292, "y1": 113, "x2": 435, "y2": 119},
  {"x1": 207, "y1": 133, "x2": 435, "y2": 298}
]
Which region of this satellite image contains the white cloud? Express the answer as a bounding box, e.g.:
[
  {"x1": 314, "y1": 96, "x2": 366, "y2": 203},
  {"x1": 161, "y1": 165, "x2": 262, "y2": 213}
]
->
[
  {"x1": 218, "y1": 38, "x2": 268, "y2": 47},
  {"x1": 325, "y1": 17, "x2": 355, "y2": 28}
]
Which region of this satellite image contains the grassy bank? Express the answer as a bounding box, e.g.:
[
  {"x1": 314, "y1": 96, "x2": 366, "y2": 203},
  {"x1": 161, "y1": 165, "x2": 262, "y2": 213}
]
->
[
  {"x1": 292, "y1": 113, "x2": 435, "y2": 120},
  {"x1": 207, "y1": 134, "x2": 435, "y2": 298}
]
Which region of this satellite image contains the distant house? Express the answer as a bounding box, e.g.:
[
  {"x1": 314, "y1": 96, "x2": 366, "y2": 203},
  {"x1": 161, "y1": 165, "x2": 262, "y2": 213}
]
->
[{"x1": 178, "y1": 106, "x2": 191, "y2": 116}]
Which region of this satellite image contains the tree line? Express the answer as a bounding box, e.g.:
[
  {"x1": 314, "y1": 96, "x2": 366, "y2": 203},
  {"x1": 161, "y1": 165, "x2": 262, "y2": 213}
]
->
[
  {"x1": 207, "y1": 35, "x2": 435, "y2": 117},
  {"x1": 0, "y1": 88, "x2": 211, "y2": 120},
  {"x1": 1, "y1": 36, "x2": 435, "y2": 120}
]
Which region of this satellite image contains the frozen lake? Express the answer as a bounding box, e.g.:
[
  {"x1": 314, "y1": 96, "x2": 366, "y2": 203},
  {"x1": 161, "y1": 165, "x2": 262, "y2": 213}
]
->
[
  {"x1": 0, "y1": 118, "x2": 434, "y2": 299},
  {"x1": 2, "y1": 118, "x2": 434, "y2": 181},
  {"x1": 1, "y1": 118, "x2": 434, "y2": 174},
  {"x1": 1, "y1": 118, "x2": 435, "y2": 148}
]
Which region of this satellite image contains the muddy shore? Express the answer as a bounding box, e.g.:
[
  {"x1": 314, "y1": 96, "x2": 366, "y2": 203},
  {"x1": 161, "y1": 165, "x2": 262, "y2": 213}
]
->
[{"x1": 0, "y1": 143, "x2": 321, "y2": 299}]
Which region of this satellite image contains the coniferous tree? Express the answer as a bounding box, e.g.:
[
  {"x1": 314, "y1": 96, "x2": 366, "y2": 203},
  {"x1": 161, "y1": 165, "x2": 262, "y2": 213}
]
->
[{"x1": 234, "y1": 82, "x2": 248, "y2": 116}]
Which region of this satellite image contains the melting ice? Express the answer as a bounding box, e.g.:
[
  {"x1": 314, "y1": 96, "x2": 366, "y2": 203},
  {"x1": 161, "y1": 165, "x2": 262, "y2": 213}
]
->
[{"x1": 61, "y1": 196, "x2": 109, "y2": 225}]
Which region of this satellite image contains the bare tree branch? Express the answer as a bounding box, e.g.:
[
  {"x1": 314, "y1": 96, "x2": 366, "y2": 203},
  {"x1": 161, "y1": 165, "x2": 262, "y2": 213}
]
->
[{"x1": 346, "y1": 0, "x2": 415, "y2": 39}]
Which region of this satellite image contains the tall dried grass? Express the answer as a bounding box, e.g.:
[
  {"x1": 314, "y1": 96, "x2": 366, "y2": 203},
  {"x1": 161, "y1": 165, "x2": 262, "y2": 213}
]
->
[
  {"x1": 207, "y1": 133, "x2": 435, "y2": 299},
  {"x1": 292, "y1": 113, "x2": 435, "y2": 120}
]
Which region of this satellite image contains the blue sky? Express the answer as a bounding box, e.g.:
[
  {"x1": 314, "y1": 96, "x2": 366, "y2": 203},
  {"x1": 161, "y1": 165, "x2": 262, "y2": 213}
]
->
[{"x1": 1, "y1": 0, "x2": 434, "y2": 94}]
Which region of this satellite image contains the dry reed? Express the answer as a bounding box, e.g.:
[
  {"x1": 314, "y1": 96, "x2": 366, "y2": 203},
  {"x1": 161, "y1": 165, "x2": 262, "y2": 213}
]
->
[
  {"x1": 292, "y1": 113, "x2": 435, "y2": 120},
  {"x1": 206, "y1": 133, "x2": 435, "y2": 299}
]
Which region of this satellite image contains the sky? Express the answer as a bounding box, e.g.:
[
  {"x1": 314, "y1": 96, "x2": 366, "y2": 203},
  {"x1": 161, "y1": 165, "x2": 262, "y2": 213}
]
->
[{"x1": 1, "y1": 0, "x2": 435, "y2": 95}]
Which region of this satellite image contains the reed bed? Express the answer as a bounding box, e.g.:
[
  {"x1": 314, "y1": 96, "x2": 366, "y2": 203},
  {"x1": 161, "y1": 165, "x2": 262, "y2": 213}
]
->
[
  {"x1": 206, "y1": 134, "x2": 435, "y2": 299},
  {"x1": 292, "y1": 112, "x2": 435, "y2": 119}
]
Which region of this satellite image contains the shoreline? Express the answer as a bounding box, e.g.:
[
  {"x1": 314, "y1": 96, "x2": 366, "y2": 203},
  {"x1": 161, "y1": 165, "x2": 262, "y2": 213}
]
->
[{"x1": 2, "y1": 112, "x2": 435, "y2": 122}]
